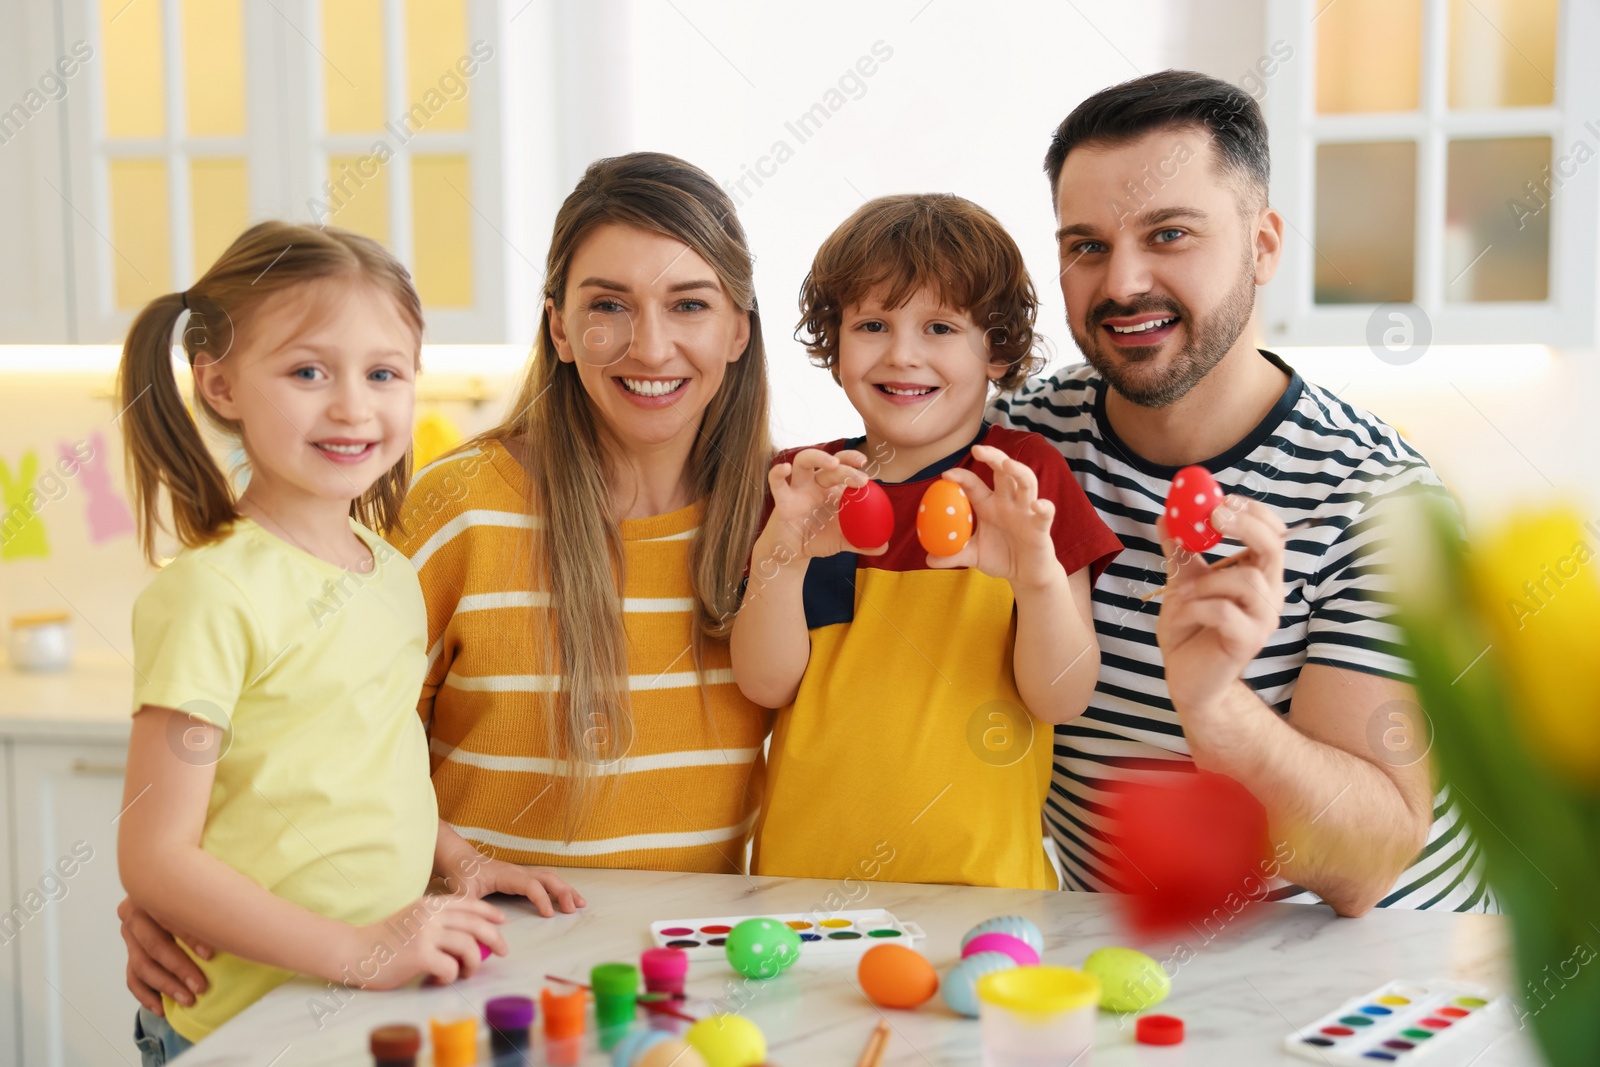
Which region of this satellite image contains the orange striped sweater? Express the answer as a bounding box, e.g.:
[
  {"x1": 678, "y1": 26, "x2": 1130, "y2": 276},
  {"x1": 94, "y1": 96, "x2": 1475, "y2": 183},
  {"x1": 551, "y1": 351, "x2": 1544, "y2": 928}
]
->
[{"x1": 388, "y1": 439, "x2": 772, "y2": 874}]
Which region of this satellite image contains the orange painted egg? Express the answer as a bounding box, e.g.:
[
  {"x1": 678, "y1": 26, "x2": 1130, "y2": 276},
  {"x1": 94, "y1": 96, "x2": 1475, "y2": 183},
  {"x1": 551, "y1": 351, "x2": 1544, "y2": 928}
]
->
[
  {"x1": 858, "y1": 943, "x2": 939, "y2": 1009},
  {"x1": 917, "y1": 479, "x2": 974, "y2": 557}
]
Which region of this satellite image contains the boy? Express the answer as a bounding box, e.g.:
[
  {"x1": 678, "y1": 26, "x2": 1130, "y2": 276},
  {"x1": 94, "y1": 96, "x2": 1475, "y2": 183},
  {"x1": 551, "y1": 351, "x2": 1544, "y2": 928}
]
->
[{"x1": 730, "y1": 194, "x2": 1121, "y2": 888}]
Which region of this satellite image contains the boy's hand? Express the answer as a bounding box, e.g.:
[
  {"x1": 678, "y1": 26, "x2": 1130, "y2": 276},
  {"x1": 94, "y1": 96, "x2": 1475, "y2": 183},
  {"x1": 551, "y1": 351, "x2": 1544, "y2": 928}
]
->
[
  {"x1": 449, "y1": 856, "x2": 586, "y2": 918},
  {"x1": 348, "y1": 895, "x2": 507, "y2": 989},
  {"x1": 756, "y1": 448, "x2": 888, "y2": 565},
  {"x1": 929, "y1": 444, "x2": 1063, "y2": 592}
]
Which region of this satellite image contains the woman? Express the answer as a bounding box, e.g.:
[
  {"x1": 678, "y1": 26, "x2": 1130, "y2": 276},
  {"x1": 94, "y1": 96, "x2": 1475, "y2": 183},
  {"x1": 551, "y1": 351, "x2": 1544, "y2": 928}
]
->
[{"x1": 120, "y1": 152, "x2": 775, "y2": 1012}]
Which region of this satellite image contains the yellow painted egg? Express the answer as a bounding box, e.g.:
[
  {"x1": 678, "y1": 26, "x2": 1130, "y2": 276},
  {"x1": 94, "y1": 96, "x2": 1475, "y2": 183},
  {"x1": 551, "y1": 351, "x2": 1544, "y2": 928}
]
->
[
  {"x1": 917, "y1": 479, "x2": 974, "y2": 557},
  {"x1": 685, "y1": 1014, "x2": 766, "y2": 1067}
]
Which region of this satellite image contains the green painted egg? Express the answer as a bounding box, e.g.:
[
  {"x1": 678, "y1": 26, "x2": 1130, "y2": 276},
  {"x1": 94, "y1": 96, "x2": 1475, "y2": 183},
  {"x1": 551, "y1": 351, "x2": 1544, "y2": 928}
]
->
[
  {"x1": 724, "y1": 917, "x2": 802, "y2": 980},
  {"x1": 1082, "y1": 946, "x2": 1171, "y2": 1013}
]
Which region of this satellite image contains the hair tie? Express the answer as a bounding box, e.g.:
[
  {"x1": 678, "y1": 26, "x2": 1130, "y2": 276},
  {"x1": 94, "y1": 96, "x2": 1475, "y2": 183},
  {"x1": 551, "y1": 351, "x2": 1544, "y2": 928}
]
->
[{"x1": 180, "y1": 290, "x2": 190, "y2": 310}]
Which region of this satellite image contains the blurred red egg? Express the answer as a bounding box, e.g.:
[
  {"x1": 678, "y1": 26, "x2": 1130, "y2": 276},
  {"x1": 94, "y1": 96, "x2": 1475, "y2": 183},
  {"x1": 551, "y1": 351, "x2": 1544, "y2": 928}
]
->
[{"x1": 1106, "y1": 770, "x2": 1270, "y2": 936}]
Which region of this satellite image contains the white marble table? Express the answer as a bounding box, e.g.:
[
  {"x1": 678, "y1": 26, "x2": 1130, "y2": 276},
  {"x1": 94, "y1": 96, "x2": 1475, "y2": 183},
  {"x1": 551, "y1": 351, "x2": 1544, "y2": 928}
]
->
[{"x1": 180, "y1": 868, "x2": 1543, "y2": 1066}]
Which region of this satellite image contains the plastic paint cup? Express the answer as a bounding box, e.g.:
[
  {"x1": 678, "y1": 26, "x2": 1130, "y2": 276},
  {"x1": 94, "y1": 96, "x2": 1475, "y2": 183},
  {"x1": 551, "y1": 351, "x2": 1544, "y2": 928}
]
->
[
  {"x1": 429, "y1": 1016, "x2": 478, "y2": 1067},
  {"x1": 541, "y1": 987, "x2": 587, "y2": 1067},
  {"x1": 369, "y1": 1024, "x2": 421, "y2": 1067},
  {"x1": 591, "y1": 962, "x2": 641, "y2": 1049},
  {"x1": 976, "y1": 966, "x2": 1100, "y2": 1066},
  {"x1": 484, "y1": 995, "x2": 535, "y2": 1062},
  {"x1": 641, "y1": 948, "x2": 689, "y2": 1032},
  {"x1": 640, "y1": 948, "x2": 689, "y2": 994}
]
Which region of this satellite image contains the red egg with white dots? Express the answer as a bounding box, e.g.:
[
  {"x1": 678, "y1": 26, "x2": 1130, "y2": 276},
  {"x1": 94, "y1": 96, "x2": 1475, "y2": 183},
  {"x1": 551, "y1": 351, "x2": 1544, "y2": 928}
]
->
[
  {"x1": 1165, "y1": 465, "x2": 1225, "y2": 553},
  {"x1": 917, "y1": 480, "x2": 973, "y2": 557}
]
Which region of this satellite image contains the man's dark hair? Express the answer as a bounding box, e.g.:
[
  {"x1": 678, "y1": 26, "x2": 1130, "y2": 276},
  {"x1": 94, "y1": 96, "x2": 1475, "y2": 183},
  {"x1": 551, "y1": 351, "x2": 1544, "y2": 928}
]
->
[{"x1": 1044, "y1": 70, "x2": 1270, "y2": 206}]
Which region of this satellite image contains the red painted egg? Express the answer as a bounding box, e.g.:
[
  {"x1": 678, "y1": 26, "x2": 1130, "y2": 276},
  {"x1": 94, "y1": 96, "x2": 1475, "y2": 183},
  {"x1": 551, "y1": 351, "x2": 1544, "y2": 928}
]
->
[
  {"x1": 838, "y1": 481, "x2": 894, "y2": 548},
  {"x1": 1106, "y1": 770, "x2": 1270, "y2": 936},
  {"x1": 1165, "y1": 465, "x2": 1225, "y2": 553},
  {"x1": 917, "y1": 480, "x2": 973, "y2": 557}
]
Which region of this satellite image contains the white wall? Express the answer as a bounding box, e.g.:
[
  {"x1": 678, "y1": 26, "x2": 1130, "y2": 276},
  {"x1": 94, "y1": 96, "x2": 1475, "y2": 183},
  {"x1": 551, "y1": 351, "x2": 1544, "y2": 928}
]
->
[
  {"x1": 503, "y1": 0, "x2": 1171, "y2": 447},
  {"x1": 1169, "y1": 0, "x2": 1599, "y2": 526},
  {"x1": 492, "y1": 0, "x2": 1598, "y2": 531}
]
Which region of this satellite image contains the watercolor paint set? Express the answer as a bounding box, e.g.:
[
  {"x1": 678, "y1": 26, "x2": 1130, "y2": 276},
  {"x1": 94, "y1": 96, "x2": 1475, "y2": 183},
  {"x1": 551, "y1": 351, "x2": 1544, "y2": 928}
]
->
[
  {"x1": 1283, "y1": 979, "x2": 1503, "y2": 1063},
  {"x1": 649, "y1": 909, "x2": 926, "y2": 961}
]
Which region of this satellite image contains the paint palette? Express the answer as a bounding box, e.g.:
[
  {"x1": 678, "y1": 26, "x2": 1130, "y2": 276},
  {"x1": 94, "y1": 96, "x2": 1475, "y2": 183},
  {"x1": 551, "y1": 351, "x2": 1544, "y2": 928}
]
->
[
  {"x1": 649, "y1": 909, "x2": 926, "y2": 962},
  {"x1": 1283, "y1": 979, "x2": 1504, "y2": 1063}
]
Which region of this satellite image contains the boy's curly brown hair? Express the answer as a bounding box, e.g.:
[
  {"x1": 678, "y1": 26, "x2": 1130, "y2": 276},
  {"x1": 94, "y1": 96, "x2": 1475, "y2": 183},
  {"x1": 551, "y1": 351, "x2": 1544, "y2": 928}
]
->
[{"x1": 795, "y1": 193, "x2": 1043, "y2": 391}]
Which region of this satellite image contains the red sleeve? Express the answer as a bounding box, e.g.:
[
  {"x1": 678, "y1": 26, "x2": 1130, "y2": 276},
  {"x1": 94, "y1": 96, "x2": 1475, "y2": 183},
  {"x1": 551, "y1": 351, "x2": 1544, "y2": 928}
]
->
[{"x1": 1010, "y1": 431, "x2": 1122, "y2": 584}]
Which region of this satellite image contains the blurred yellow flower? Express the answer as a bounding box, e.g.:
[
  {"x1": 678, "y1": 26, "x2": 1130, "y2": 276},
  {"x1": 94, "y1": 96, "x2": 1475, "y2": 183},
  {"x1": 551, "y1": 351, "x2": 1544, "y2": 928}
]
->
[
  {"x1": 1470, "y1": 508, "x2": 1600, "y2": 784},
  {"x1": 413, "y1": 409, "x2": 463, "y2": 471}
]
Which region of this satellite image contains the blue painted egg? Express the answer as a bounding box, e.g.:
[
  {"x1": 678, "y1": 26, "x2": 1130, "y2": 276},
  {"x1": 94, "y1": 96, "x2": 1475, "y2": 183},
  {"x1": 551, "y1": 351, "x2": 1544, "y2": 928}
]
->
[
  {"x1": 942, "y1": 951, "x2": 1018, "y2": 1018},
  {"x1": 960, "y1": 915, "x2": 1044, "y2": 956},
  {"x1": 612, "y1": 1027, "x2": 671, "y2": 1066}
]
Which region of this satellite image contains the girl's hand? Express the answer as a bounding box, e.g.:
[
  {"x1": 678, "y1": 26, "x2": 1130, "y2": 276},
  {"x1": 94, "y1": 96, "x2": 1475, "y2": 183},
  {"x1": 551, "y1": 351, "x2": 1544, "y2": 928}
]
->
[
  {"x1": 450, "y1": 857, "x2": 586, "y2": 918},
  {"x1": 929, "y1": 444, "x2": 1063, "y2": 591},
  {"x1": 349, "y1": 895, "x2": 508, "y2": 989},
  {"x1": 756, "y1": 449, "x2": 886, "y2": 564}
]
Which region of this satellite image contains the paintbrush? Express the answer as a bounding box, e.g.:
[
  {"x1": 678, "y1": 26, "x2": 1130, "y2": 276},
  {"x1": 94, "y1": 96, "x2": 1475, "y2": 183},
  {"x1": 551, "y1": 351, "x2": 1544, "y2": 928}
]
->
[{"x1": 855, "y1": 1019, "x2": 891, "y2": 1067}]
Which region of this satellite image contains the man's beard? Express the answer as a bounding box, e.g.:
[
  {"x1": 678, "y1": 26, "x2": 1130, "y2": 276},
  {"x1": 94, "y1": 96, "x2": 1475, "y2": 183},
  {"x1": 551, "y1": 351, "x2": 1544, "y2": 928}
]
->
[{"x1": 1069, "y1": 253, "x2": 1256, "y2": 409}]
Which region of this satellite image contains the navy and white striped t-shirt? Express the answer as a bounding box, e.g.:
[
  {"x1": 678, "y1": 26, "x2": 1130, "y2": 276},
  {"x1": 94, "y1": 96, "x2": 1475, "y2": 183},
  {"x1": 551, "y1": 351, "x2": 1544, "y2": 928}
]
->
[{"x1": 988, "y1": 351, "x2": 1492, "y2": 912}]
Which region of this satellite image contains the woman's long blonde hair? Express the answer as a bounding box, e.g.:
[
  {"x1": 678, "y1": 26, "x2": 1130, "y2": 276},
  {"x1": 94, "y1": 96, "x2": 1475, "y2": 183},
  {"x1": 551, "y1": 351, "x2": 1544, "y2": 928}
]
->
[
  {"x1": 118, "y1": 221, "x2": 423, "y2": 563},
  {"x1": 485, "y1": 152, "x2": 771, "y2": 838}
]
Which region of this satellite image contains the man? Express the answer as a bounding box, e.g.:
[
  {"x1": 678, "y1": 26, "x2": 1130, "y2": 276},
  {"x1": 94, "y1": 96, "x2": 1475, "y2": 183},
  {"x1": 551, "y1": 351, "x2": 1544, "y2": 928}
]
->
[{"x1": 990, "y1": 70, "x2": 1489, "y2": 915}]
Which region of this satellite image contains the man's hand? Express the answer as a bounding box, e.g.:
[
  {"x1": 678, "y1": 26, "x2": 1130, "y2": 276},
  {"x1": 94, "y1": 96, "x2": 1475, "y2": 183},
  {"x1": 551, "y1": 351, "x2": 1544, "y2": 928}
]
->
[
  {"x1": 1156, "y1": 496, "x2": 1286, "y2": 715},
  {"x1": 119, "y1": 896, "x2": 213, "y2": 1014}
]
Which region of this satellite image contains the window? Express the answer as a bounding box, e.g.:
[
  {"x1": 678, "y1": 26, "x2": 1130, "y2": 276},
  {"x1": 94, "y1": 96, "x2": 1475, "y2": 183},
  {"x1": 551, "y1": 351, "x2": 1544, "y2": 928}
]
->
[
  {"x1": 314, "y1": 0, "x2": 492, "y2": 326},
  {"x1": 96, "y1": 0, "x2": 250, "y2": 313},
  {"x1": 58, "y1": 0, "x2": 504, "y2": 342},
  {"x1": 1262, "y1": 0, "x2": 1599, "y2": 347}
]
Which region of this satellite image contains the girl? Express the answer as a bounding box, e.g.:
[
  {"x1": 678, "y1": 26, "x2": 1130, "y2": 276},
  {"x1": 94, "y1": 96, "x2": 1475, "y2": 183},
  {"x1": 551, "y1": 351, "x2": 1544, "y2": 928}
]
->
[
  {"x1": 115, "y1": 221, "x2": 580, "y2": 1064},
  {"x1": 119, "y1": 156, "x2": 770, "y2": 1017}
]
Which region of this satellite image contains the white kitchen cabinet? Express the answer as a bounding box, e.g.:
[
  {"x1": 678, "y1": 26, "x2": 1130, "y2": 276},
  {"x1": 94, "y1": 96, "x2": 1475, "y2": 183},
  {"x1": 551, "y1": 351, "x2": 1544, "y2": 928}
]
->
[
  {"x1": 12, "y1": 740, "x2": 136, "y2": 1067},
  {"x1": 1, "y1": 742, "x2": 19, "y2": 1067}
]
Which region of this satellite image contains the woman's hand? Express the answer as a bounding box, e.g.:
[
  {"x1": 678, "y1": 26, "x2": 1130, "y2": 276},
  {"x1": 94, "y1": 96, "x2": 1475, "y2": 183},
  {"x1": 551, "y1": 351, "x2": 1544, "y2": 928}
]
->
[
  {"x1": 348, "y1": 895, "x2": 508, "y2": 989},
  {"x1": 445, "y1": 855, "x2": 586, "y2": 917},
  {"x1": 119, "y1": 896, "x2": 213, "y2": 1014},
  {"x1": 929, "y1": 444, "x2": 1063, "y2": 592},
  {"x1": 756, "y1": 448, "x2": 886, "y2": 567}
]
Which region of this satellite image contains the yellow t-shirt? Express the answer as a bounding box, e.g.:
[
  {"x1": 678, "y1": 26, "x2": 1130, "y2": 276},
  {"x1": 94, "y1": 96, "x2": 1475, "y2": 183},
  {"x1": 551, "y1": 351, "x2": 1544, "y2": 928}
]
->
[
  {"x1": 130, "y1": 518, "x2": 438, "y2": 1042},
  {"x1": 751, "y1": 426, "x2": 1123, "y2": 889}
]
